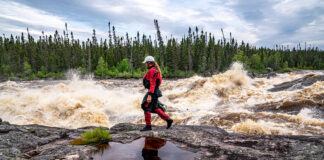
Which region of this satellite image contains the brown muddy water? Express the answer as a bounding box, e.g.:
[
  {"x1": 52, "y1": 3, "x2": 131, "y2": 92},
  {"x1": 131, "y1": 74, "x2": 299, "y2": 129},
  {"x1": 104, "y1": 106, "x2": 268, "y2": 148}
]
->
[
  {"x1": 92, "y1": 137, "x2": 201, "y2": 160},
  {"x1": 0, "y1": 63, "x2": 323, "y2": 136}
]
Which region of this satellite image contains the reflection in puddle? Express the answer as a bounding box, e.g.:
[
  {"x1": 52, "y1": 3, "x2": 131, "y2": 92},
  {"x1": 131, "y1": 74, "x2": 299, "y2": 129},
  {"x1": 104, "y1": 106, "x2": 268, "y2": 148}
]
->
[{"x1": 92, "y1": 137, "x2": 200, "y2": 160}]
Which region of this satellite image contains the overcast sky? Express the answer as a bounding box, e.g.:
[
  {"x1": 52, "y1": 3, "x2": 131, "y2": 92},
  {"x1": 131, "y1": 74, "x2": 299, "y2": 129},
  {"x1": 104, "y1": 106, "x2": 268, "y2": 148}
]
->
[{"x1": 1, "y1": 0, "x2": 323, "y2": 49}]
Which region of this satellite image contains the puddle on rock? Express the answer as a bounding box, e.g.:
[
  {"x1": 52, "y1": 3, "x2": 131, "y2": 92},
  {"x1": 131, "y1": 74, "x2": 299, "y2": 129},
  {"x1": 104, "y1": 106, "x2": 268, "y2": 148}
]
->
[{"x1": 92, "y1": 137, "x2": 201, "y2": 160}]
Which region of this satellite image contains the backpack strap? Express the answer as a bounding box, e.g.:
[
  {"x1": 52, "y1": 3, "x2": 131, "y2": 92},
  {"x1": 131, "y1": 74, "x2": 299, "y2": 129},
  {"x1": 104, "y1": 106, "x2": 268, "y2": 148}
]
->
[{"x1": 153, "y1": 70, "x2": 158, "y2": 77}]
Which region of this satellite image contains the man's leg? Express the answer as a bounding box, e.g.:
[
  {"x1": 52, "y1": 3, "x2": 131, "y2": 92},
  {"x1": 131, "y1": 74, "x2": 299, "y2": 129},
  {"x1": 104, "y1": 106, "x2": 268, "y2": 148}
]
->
[
  {"x1": 145, "y1": 111, "x2": 151, "y2": 126},
  {"x1": 154, "y1": 108, "x2": 169, "y2": 120},
  {"x1": 141, "y1": 102, "x2": 152, "y2": 131},
  {"x1": 155, "y1": 108, "x2": 173, "y2": 129}
]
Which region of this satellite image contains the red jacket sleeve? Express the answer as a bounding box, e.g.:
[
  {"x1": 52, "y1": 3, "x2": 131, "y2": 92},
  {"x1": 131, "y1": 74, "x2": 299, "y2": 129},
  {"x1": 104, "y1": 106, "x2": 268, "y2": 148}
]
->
[{"x1": 148, "y1": 68, "x2": 157, "y2": 94}]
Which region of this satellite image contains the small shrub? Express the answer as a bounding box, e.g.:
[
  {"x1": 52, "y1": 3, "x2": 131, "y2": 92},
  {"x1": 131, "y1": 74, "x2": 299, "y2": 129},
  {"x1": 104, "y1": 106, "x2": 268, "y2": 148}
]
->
[
  {"x1": 116, "y1": 58, "x2": 130, "y2": 72},
  {"x1": 132, "y1": 68, "x2": 145, "y2": 78},
  {"x1": 71, "y1": 128, "x2": 112, "y2": 145}
]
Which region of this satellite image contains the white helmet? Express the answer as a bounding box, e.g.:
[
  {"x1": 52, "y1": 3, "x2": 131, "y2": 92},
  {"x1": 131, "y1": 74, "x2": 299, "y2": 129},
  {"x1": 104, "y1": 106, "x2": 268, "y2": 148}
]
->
[{"x1": 142, "y1": 56, "x2": 155, "y2": 63}]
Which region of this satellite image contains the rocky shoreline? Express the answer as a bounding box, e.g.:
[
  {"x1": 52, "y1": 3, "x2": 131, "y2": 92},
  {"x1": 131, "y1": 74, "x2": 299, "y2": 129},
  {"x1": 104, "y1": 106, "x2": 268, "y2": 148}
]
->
[{"x1": 0, "y1": 119, "x2": 323, "y2": 160}]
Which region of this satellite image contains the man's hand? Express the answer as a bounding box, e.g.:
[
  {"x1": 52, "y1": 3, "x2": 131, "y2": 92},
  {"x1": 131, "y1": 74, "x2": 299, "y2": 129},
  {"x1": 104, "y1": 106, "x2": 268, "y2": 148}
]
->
[{"x1": 147, "y1": 95, "x2": 152, "y2": 103}]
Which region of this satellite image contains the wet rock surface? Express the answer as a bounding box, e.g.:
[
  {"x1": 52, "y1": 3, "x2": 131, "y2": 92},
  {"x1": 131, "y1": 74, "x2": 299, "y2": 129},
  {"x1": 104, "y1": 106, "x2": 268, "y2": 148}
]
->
[
  {"x1": 252, "y1": 99, "x2": 324, "y2": 116},
  {"x1": 0, "y1": 121, "x2": 323, "y2": 159},
  {"x1": 268, "y1": 74, "x2": 324, "y2": 92},
  {"x1": 0, "y1": 120, "x2": 96, "y2": 160},
  {"x1": 110, "y1": 123, "x2": 324, "y2": 159}
]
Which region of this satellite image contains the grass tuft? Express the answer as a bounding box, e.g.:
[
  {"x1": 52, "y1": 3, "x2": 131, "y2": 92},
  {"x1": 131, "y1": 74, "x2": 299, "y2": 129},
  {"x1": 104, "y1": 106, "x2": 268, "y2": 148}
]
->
[{"x1": 71, "y1": 128, "x2": 112, "y2": 145}]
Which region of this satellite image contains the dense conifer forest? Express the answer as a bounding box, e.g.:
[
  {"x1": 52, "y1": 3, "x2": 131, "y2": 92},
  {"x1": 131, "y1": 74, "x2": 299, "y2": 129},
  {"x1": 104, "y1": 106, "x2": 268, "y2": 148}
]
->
[{"x1": 0, "y1": 20, "x2": 323, "y2": 80}]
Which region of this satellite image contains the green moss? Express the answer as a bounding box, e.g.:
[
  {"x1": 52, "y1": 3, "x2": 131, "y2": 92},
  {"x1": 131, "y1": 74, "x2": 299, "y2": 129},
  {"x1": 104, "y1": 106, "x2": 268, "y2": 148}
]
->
[
  {"x1": 71, "y1": 128, "x2": 112, "y2": 145},
  {"x1": 29, "y1": 129, "x2": 36, "y2": 133},
  {"x1": 127, "y1": 126, "x2": 133, "y2": 131}
]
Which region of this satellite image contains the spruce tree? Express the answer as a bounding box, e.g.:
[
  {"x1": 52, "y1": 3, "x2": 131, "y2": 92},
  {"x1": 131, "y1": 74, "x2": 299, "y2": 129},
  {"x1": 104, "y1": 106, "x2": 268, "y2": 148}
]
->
[{"x1": 94, "y1": 57, "x2": 108, "y2": 77}]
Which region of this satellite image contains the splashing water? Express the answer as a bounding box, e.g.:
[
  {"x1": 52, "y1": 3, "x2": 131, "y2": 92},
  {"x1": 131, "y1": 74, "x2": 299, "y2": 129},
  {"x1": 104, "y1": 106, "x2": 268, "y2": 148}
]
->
[{"x1": 0, "y1": 62, "x2": 323, "y2": 135}]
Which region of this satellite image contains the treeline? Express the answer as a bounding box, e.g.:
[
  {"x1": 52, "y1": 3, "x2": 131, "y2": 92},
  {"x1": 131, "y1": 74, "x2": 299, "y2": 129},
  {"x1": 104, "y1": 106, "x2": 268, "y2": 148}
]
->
[{"x1": 0, "y1": 20, "x2": 323, "y2": 80}]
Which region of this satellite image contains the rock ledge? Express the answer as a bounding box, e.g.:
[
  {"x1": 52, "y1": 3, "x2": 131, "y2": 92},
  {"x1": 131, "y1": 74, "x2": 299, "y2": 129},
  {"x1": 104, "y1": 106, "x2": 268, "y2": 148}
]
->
[{"x1": 0, "y1": 121, "x2": 323, "y2": 159}]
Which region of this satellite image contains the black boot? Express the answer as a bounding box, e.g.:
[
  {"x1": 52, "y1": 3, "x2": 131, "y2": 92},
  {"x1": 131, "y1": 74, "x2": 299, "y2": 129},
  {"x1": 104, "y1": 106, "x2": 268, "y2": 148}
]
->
[
  {"x1": 166, "y1": 118, "x2": 173, "y2": 129},
  {"x1": 140, "y1": 125, "x2": 152, "y2": 131}
]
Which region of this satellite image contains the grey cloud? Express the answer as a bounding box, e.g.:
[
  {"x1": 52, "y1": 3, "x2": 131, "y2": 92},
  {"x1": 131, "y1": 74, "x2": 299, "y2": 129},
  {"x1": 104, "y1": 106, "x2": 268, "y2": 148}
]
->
[
  {"x1": 225, "y1": 0, "x2": 324, "y2": 49},
  {"x1": 229, "y1": 0, "x2": 274, "y2": 22}
]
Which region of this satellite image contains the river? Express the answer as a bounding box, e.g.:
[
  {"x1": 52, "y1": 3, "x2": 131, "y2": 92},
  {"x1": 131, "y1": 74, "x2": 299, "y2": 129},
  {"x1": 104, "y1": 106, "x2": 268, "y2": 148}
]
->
[{"x1": 0, "y1": 63, "x2": 323, "y2": 136}]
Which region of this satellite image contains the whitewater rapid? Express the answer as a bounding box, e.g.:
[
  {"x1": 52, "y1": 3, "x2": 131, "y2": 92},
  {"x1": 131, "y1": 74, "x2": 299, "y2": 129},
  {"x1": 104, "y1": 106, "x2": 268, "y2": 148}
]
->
[{"x1": 0, "y1": 63, "x2": 323, "y2": 136}]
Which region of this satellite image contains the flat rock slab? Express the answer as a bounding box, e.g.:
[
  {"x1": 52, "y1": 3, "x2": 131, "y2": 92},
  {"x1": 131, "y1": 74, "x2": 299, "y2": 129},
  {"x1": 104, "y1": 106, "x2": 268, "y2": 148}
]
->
[
  {"x1": 110, "y1": 123, "x2": 324, "y2": 159},
  {"x1": 0, "y1": 121, "x2": 323, "y2": 159},
  {"x1": 0, "y1": 122, "x2": 97, "y2": 160}
]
